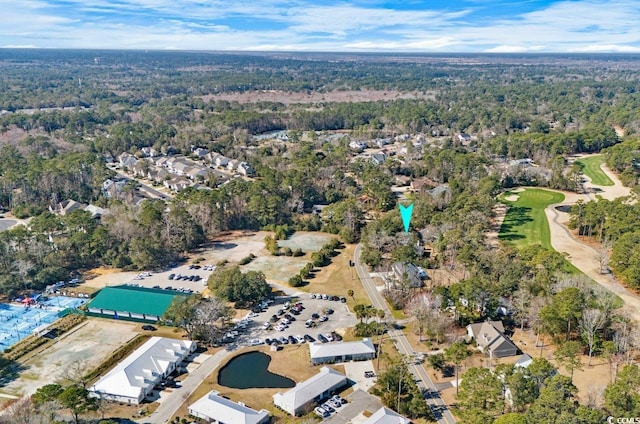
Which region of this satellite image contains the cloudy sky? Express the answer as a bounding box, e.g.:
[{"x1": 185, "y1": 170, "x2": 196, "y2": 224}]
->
[{"x1": 2, "y1": 0, "x2": 640, "y2": 52}]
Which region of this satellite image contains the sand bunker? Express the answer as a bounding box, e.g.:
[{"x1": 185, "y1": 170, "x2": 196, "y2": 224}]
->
[{"x1": 504, "y1": 195, "x2": 519, "y2": 202}]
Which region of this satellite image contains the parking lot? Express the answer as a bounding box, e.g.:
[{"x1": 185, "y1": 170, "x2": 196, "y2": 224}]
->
[
  {"x1": 324, "y1": 389, "x2": 384, "y2": 424},
  {"x1": 117, "y1": 263, "x2": 217, "y2": 293},
  {"x1": 221, "y1": 293, "x2": 358, "y2": 348}
]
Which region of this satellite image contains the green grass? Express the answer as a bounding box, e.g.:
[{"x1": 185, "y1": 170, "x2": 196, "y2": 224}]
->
[
  {"x1": 575, "y1": 155, "x2": 614, "y2": 186},
  {"x1": 498, "y1": 188, "x2": 565, "y2": 250}
]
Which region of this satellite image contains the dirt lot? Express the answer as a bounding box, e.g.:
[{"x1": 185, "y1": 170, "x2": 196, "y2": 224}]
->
[
  {"x1": 0, "y1": 319, "x2": 138, "y2": 397},
  {"x1": 512, "y1": 328, "x2": 612, "y2": 405},
  {"x1": 81, "y1": 231, "x2": 333, "y2": 290}
]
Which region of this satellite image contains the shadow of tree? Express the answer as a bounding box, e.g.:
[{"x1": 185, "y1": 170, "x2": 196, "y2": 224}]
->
[{"x1": 0, "y1": 357, "x2": 27, "y2": 387}]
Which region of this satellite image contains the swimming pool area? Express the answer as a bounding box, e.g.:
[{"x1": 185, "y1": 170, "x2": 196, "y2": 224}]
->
[{"x1": 0, "y1": 296, "x2": 86, "y2": 352}]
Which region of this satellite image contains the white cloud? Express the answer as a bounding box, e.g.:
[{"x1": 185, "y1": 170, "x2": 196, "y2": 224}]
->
[{"x1": 2, "y1": 0, "x2": 640, "y2": 51}]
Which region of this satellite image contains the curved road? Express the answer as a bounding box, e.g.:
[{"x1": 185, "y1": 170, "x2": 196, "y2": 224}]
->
[{"x1": 354, "y1": 244, "x2": 457, "y2": 424}]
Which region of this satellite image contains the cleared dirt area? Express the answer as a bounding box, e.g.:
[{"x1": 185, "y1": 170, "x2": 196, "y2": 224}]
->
[
  {"x1": 81, "y1": 231, "x2": 333, "y2": 290},
  {"x1": 201, "y1": 89, "x2": 436, "y2": 105},
  {"x1": 513, "y1": 328, "x2": 612, "y2": 405},
  {"x1": 0, "y1": 319, "x2": 138, "y2": 397}
]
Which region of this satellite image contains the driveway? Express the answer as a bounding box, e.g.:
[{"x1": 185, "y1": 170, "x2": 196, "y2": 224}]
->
[
  {"x1": 324, "y1": 390, "x2": 383, "y2": 424},
  {"x1": 343, "y1": 360, "x2": 377, "y2": 392}
]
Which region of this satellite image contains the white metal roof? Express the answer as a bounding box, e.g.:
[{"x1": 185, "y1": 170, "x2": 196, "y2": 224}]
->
[
  {"x1": 90, "y1": 336, "x2": 194, "y2": 400},
  {"x1": 363, "y1": 407, "x2": 411, "y2": 424},
  {"x1": 189, "y1": 391, "x2": 269, "y2": 424},
  {"x1": 273, "y1": 366, "x2": 346, "y2": 411},
  {"x1": 309, "y1": 338, "x2": 375, "y2": 360}
]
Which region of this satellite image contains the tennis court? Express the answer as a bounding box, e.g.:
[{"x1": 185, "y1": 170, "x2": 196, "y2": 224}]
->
[{"x1": 0, "y1": 296, "x2": 86, "y2": 352}]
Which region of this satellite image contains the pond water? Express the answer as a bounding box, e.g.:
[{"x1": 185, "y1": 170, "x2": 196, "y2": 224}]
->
[{"x1": 218, "y1": 351, "x2": 295, "y2": 389}]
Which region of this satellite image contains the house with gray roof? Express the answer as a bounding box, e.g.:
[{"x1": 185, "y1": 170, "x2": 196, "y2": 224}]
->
[
  {"x1": 391, "y1": 262, "x2": 425, "y2": 288},
  {"x1": 273, "y1": 367, "x2": 347, "y2": 416},
  {"x1": 309, "y1": 338, "x2": 375, "y2": 365},
  {"x1": 466, "y1": 320, "x2": 518, "y2": 358}
]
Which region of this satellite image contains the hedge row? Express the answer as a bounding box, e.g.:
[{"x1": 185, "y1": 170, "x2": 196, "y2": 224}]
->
[{"x1": 83, "y1": 334, "x2": 151, "y2": 384}]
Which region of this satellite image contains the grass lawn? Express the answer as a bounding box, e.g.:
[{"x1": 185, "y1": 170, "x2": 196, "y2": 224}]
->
[
  {"x1": 498, "y1": 188, "x2": 565, "y2": 250},
  {"x1": 298, "y1": 244, "x2": 369, "y2": 311},
  {"x1": 575, "y1": 155, "x2": 614, "y2": 186}
]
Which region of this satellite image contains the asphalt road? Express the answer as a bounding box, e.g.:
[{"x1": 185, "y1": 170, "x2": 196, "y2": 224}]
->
[{"x1": 353, "y1": 244, "x2": 457, "y2": 424}]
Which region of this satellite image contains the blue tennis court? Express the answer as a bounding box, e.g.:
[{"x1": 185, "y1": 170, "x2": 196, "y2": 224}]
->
[{"x1": 0, "y1": 296, "x2": 86, "y2": 352}]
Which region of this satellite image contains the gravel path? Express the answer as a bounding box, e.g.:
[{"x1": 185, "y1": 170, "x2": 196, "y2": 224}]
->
[{"x1": 544, "y1": 161, "x2": 640, "y2": 322}]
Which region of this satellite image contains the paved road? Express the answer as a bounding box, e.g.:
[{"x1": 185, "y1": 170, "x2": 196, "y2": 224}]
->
[
  {"x1": 108, "y1": 166, "x2": 174, "y2": 200},
  {"x1": 139, "y1": 349, "x2": 231, "y2": 424},
  {"x1": 354, "y1": 244, "x2": 457, "y2": 424}
]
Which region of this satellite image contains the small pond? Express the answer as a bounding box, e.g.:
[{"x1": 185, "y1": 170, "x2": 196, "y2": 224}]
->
[{"x1": 218, "y1": 351, "x2": 295, "y2": 389}]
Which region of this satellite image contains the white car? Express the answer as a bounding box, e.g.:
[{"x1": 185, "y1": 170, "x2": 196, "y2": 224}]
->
[
  {"x1": 325, "y1": 333, "x2": 333, "y2": 341},
  {"x1": 310, "y1": 293, "x2": 316, "y2": 299},
  {"x1": 319, "y1": 315, "x2": 328, "y2": 322},
  {"x1": 249, "y1": 339, "x2": 263, "y2": 346},
  {"x1": 314, "y1": 407, "x2": 329, "y2": 418},
  {"x1": 263, "y1": 322, "x2": 271, "y2": 330},
  {"x1": 296, "y1": 335, "x2": 305, "y2": 343}
]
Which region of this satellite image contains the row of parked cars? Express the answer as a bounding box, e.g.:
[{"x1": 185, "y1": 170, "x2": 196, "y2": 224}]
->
[
  {"x1": 315, "y1": 395, "x2": 347, "y2": 418},
  {"x1": 310, "y1": 293, "x2": 347, "y2": 302},
  {"x1": 168, "y1": 273, "x2": 202, "y2": 282}
]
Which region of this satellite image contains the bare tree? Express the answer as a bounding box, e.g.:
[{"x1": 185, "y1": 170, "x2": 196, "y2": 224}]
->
[
  {"x1": 407, "y1": 295, "x2": 431, "y2": 342},
  {"x1": 3, "y1": 397, "x2": 36, "y2": 424},
  {"x1": 511, "y1": 286, "x2": 532, "y2": 330},
  {"x1": 580, "y1": 309, "x2": 605, "y2": 366},
  {"x1": 13, "y1": 259, "x2": 35, "y2": 290},
  {"x1": 59, "y1": 360, "x2": 91, "y2": 388}
]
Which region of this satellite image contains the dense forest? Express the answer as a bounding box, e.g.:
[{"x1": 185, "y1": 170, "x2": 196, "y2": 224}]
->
[
  {"x1": 1, "y1": 50, "x2": 640, "y2": 423},
  {"x1": 0, "y1": 50, "x2": 639, "y2": 296}
]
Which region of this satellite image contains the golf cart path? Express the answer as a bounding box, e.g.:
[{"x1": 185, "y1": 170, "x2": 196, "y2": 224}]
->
[{"x1": 544, "y1": 159, "x2": 640, "y2": 322}]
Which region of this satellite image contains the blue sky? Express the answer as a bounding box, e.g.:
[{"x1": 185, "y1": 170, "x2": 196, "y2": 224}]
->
[{"x1": 2, "y1": 0, "x2": 640, "y2": 52}]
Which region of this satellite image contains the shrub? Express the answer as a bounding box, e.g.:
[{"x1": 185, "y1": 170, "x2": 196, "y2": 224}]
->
[
  {"x1": 239, "y1": 254, "x2": 256, "y2": 265},
  {"x1": 292, "y1": 248, "x2": 304, "y2": 257},
  {"x1": 288, "y1": 275, "x2": 305, "y2": 287},
  {"x1": 281, "y1": 247, "x2": 293, "y2": 256}
]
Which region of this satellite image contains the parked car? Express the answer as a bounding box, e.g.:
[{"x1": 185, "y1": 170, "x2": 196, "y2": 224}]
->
[
  {"x1": 331, "y1": 331, "x2": 342, "y2": 341},
  {"x1": 340, "y1": 297, "x2": 347, "y2": 303},
  {"x1": 168, "y1": 274, "x2": 175, "y2": 280},
  {"x1": 319, "y1": 315, "x2": 328, "y2": 322},
  {"x1": 288, "y1": 335, "x2": 297, "y2": 344},
  {"x1": 311, "y1": 313, "x2": 320, "y2": 319},
  {"x1": 318, "y1": 333, "x2": 328, "y2": 343},
  {"x1": 314, "y1": 407, "x2": 329, "y2": 418},
  {"x1": 304, "y1": 334, "x2": 315, "y2": 342},
  {"x1": 279, "y1": 336, "x2": 288, "y2": 344},
  {"x1": 296, "y1": 335, "x2": 305, "y2": 343},
  {"x1": 141, "y1": 325, "x2": 157, "y2": 331},
  {"x1": 322, "y1": 403, "x2": 335, "y2": 413},
  {"x1": 324, "y1": 333, "x2": 333, "y2": 342},
  {"x1": 329, "y1": 398, "x2": 341, "y2": 408},
  {"x1": 249, "y1": 338, "x2": 263, "y2": 346},
  {"x1": 331, "y1": 395, "x2": 347, "y2": 405}
]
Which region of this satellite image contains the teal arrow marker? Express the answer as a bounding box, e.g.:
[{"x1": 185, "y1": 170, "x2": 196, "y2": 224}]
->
[{"x1": 399, "y1": 203, "x2": 414, "y2": 233}]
